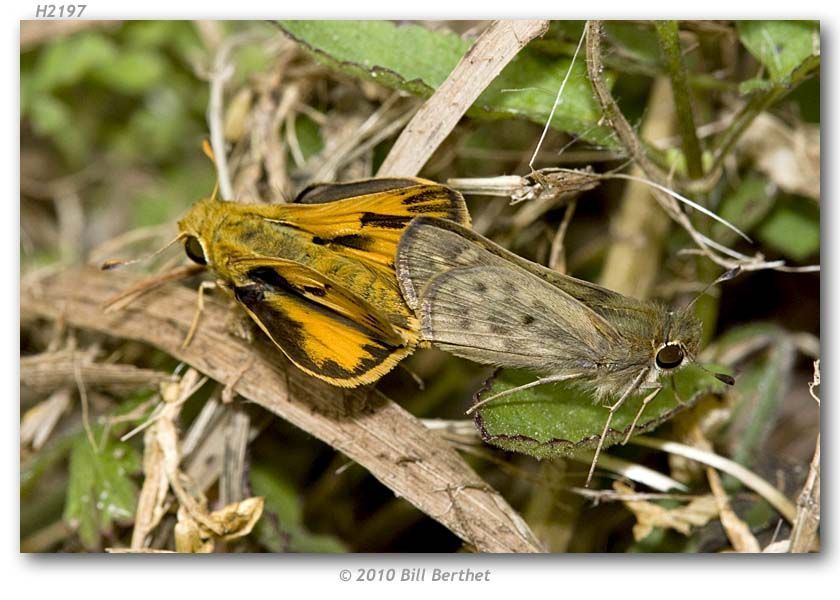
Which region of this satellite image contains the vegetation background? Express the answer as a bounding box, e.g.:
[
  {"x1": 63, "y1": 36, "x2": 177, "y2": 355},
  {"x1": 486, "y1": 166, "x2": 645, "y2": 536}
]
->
[{"x1": 20, "y1": 20, "x2": 819, "y2": 553}]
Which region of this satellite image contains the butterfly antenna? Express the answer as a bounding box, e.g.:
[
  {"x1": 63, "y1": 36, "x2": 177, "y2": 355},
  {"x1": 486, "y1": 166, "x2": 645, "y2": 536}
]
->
[
  {"x1": 100, "y1": 233, "x2": 186, "y2": 271},
  {"x1": 466, "y1": 373, "x2": 581, "y2": 416},
  {"x1": 605, "y1": 173, "x2": 752, "y2": 242},
  {"x1": 684, "y1": 266, "x2": 742, "y2": 312},
  {"x1": 696, "y1": 363, "x2": 736, "y2": 386}
]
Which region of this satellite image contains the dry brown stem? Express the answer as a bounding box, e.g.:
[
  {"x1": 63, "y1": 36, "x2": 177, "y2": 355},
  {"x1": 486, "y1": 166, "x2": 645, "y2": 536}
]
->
[
  {"x1": 378, "y1": 20, "x2": 549, "y2": 177},
  {"x1": 21, "y1": 267, "x2": 542, "y2": 553}
]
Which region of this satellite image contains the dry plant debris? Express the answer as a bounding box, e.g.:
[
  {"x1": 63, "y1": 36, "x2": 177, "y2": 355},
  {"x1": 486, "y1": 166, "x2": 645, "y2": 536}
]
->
[{"x1": 20, "y1": 19, "x2": 819, "y2": 553}]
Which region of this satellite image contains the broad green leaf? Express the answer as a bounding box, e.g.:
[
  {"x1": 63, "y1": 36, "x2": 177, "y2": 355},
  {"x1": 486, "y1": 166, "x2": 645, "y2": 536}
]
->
[
  {"x1": 755, "y1": 196, "x2": 820, "y2": 261},
  {"x1": 475, "y1": 364, "x2": 730, "y2": 460},
  {"x1": 250, "y1": 464, "x2": 346, "y2": 553},
  {"x1": 737, "y1": 21, "x2": 820, "y2": 82},
  {"x1": 278, "y1": 20, "x2": 615, "y2": 147},
  {"x1": 63, "y1": 429, "x2": 141, "y2": 549}
]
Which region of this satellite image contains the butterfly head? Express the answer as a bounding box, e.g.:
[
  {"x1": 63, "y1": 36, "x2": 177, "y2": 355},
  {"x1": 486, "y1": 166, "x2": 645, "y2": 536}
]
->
[
  {"x1": 177, "y1": 196, "x2": 225, "y2": 267},
  {"x1": 652, "y1": 306, "x2": 702, "y2": 373}
]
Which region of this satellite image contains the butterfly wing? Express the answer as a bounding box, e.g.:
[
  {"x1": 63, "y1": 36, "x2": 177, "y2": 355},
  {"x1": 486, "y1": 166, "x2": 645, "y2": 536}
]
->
[
  {"x1": 266, "y1": 178, "x2": 470, "y2": 272},
  {"x1": 417, "y1": 264, "x2": 620, "y2": 373},
  {"x1": 396, "y1": 217, "x2": 623, "y2": 374},
  {"x1": 230, "y1": 256, "x2": 412, "y2": 387},
  {"x1": 397, "y1": 216, "x2": 626, "y2": 312}
]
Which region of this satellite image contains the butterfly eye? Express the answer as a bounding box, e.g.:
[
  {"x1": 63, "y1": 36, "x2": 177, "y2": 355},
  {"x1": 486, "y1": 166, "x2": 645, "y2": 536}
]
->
[
  {"x1": 655, "y1": 344, "x2": 684, "y2": 370},
  {"x1": 184, "y1": 236, "x2": 207, "y2": 265}
]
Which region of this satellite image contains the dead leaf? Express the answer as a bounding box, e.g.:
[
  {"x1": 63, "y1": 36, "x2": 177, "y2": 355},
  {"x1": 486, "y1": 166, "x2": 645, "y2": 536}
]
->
[
  {"x1": 707, "y1": 467, "x2": 761, "y2": 552},
  {"x1": 21, "y1": 388, "x2": 72, "y2": 449},
  {"x1": 615, "y1": 481, "x2": 719, "y2": 541},
  {"x1": 739, "y1": 112, "x2": 820, "y2": 200}
]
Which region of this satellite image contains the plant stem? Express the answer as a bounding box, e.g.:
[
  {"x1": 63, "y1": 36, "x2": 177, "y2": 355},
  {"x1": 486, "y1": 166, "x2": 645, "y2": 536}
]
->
[{"x1": 655, "y1": 20, "x2": 704, "y2": 180}]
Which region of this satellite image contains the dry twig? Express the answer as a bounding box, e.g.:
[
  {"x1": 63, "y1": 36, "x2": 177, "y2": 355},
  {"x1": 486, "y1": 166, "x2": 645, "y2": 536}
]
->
[
  {"x1": 22, "y1": 268, "x2": 543, "y2": 553},
  {"x1": 378, "y1": 20, "x2": 549, "y2": 176}
]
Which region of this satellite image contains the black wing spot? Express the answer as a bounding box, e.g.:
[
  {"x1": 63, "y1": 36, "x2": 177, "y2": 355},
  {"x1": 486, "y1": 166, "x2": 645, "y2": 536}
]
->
[
  {"x1": 400, "y1": 189, "x2": 441, "y2": 205},
  {"x1": 475, "y1": 281, "x2": 488, "y2": 293},
  {"x1": 521, "y1": 314, "x2": 535, "y2": 325},
  {"x1": 247, "y1": 266, "x2": 291, "y2": 290},
  {"x1": 407, "y1": 201, "x2": 456, "y2": 214},
  {"x1": 303, "y1": 285, "x2": 326, "y2": 297},
  {"x1": 360, "y1": 212, "x2": 412, "y2": 230},
  {"x1": 312, "y1": 233, "x2": 373, "y2": 251}
]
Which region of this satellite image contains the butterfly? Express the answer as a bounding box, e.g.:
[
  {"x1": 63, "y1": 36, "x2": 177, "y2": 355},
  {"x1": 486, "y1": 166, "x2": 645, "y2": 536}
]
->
[
  {"x1": 176, "y1": 179, "x2": 470, "y2": 388},
  {"x1": 396, "y1": 216, "x2": 733, "y2": 483}
]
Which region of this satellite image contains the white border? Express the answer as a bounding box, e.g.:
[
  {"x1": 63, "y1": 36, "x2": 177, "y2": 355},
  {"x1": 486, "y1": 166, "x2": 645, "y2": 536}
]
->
[{"x1": 5, "y1": 4, "x2": 833, "y2": 600}]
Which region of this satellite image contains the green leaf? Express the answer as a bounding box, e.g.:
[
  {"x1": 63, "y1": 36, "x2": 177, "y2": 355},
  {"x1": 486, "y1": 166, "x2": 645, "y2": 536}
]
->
[
  {"x1": 475, "y1": 364, "x2": 731, "y2": 460},
  {"x1": 727, "y1": 339, "x2": 795, "y2": 468},
  {"x1": 737, "y1": 21, "x2": 820, "y2": 82},
  {"x1": 91, "y1": 50, "x2": 167, "y2": 93},
  {"x1": 250, "y1": 464, "x2": 346, "y2": 553},
  {"x1": 233, "y1": 45, "x2": 274, "y2": 84},
  {"x1": 755, "y1": 196, "x2": 820, "y2": 261},
  {"x1": 707, "y1": 323, "x2": 796, "y2": 469},
  {"x1": 292, "y1": 113, "x2": 324, "y2": 161},
  {"x1": 604, "y1": 21, "x2": 662, "y2": 67},
  {"x1": 28, "y1": 95, "x2": 71, "y2": 135},
  {"x1": 278, "y1": 20, "x2": 614, "y2": 146},
  {"x1": 712, "y1": 174, "x2": 777, "y2": 245},
  {"x1": 28, "y1": 95, "x2": 89, "y2": 163},
  {"x1": 32, "y1": 32, "x2": 118, "y2": 92},
  {"x1": 63, "y1": 429, "x2": 141, "y2": 549}
]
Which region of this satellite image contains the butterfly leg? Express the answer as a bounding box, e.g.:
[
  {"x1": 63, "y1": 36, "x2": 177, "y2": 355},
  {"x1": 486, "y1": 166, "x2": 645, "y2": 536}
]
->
[
  {"x1": 586, "y1": 367, "x2": 649, "y2": 487},
  {"x1": 182, "y1": 280, "x2": 217, "y2": 348},
  {"x1": 670, "y1": 373, "x2": 686, "y2": 406},
  {"x1": 467, "y1": 372, "x2": 582, "y2": 415},
  {"x1": 622, "y1": 385, "x2": 663, "y2": 445}
]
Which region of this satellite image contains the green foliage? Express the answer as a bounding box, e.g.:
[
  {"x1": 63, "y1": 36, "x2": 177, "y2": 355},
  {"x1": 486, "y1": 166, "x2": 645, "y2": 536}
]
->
[
  {"x1": 63, "y1": 428, "x2": 141, "y2": 549},
  {"x1": 709, "y1": 323, "x2": 797, "y2": 469},
  {"x1": 737, "y1": 21, "x2": 820, "y2": 82},
  {"x1": 292, "y1": 113, "x2": 325, "y2": 161},
  {"x1": 475, "y1": 364, "x2": 731, "y2": 459},
  {"x1": 250, "y1": 464, "x2": 347, "y2": 552},
  {"x1": 755, "y1": 196, "x2": 820, "y2": 261},
  {"x1": 277, "y1": 20, "x2": 615, "y2": 146},
  {"x1": 21, "y1": 22, "x2": 206, "y2": 168},
  {"x1": 713, "y1": 175, "x2": 777, "y2": 245}
]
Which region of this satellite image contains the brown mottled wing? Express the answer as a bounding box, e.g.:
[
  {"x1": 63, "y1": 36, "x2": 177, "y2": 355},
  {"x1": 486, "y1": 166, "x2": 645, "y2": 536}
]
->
[
  {"x1": 396, "y1": 217, "x2": 622, "y2": 373},
  {"x1": 397, "y1": 216, "x2": 626, "y2": 313},
  {"x1": 417, "y1": 264, "x2": 619, "y2": 373}
]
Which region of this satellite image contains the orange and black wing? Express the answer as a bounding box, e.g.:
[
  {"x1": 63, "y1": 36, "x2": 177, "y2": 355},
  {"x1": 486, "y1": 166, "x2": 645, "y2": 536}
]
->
[
  {"x1": 267, "y1": 177, "x2": 470, "y2": 272},
  {"x1": 230, "y1": 256, "x2": 414, "y2": 387}
]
